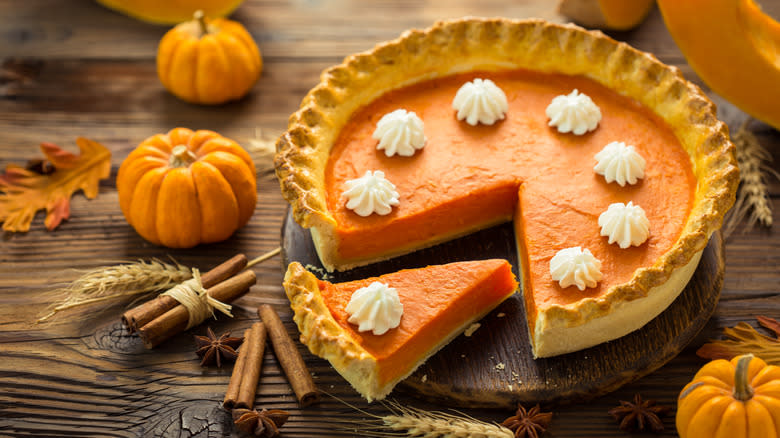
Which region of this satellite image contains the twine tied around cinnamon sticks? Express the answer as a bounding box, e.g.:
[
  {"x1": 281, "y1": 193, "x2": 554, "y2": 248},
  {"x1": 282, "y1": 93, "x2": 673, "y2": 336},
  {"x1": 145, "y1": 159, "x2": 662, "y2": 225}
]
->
[
  {"x1": 122, "y1": 249, "x2": 280, "y2": 349},
  {"x1": 161, "y1": 268, "x2": 233, "y2": 330},
  {"x1": 118, "y1": 248, "x2": 320, "y2": 413}
]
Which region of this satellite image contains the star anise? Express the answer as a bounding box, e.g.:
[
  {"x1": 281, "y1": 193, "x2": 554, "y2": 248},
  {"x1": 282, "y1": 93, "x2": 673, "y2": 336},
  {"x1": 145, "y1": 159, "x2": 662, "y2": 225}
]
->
[
  {"x1": 232, "y1": 408, "x2": 290, "y2": 437},
  {"x1": 194, "y1": 327, "x2": 243, "y2": 367},
  {"x1": 502, "y1": 404, "x2": 553, "y2": 438},
  {"x1": 608, "y1": 394, "x2": 671, "y2": 433}
]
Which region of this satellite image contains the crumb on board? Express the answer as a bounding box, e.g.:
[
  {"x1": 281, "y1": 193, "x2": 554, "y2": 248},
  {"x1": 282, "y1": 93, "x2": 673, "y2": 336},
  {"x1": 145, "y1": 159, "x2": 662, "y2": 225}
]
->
[
  {"x1": 421, "y1": 374, "x2": 427, "y2": 382},
  {"x1": 463, "y1": 323, "x2": 481, "y2": 337},
  {"x1": 497, "y1": 312, "x2": 505, "y2": 318},
  {"x1": 495, "y1": 362, "x2": 505, "y2": 371}
]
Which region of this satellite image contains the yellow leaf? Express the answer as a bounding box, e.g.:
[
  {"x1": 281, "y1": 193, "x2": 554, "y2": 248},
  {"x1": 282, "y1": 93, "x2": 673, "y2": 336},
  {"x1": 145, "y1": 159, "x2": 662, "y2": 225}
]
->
[{"x1": 0, "y1": 138, "x2": 111, "y2": 232}]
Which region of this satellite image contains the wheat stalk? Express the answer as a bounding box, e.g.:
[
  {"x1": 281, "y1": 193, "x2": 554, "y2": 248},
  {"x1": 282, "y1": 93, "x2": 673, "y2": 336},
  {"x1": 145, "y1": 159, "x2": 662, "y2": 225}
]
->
[
  {"x1": 380, "y1": 406, "x2": 515, "y2": 438},
  {"x1": 37, "y1": 258, "x2": 192, "y2": 323},
  {"x1": 246, "y1": 127, "x2": 279, "y2": 176},
  {"x1": 723, "y1": 120, "x2": 778, "y2": 239},
  {"x1": 328, "y1": 397, "x2": 514, "y2": 438}
]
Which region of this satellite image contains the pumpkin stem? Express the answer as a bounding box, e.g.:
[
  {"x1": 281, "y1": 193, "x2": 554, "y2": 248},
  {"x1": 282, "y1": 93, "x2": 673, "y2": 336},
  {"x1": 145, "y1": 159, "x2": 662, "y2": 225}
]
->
[
  {"x1": 169, "y1": 145, "x2": 197, "y2": 168},
  {"x1": 733, "y1": 354, "x2": 755, "y2": 401},
  {"x1": 193, "y1": 10, "x2": 208, "y2": 36}
]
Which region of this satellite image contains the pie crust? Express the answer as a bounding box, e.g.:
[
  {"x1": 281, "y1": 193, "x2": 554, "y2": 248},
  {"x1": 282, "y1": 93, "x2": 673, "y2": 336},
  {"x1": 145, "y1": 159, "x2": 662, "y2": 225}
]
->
[{"x1": 275, "y1": 18, "x2": 739, "y2": 357}]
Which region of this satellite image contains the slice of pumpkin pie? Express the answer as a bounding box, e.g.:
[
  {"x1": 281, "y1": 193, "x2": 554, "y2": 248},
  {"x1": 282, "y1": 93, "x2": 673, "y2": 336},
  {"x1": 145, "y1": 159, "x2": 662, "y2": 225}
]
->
[{"x1": 282, "y1": 259, "x2": 518, "y2": 401}]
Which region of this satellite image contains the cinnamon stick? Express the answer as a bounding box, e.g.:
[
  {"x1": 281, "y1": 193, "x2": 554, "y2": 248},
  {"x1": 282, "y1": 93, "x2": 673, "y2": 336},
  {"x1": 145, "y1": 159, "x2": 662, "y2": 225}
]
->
[
  {"x1": 223, "y1": 322, "x2": 267, "y2": 410},
  {"x1": 257, "y1": 304, "x2": 320, "y2": 406},
  {"x1": 224, "y1": 328, "x2": 251, "y2": 409},
  {"x1": 137, "y1": 269, "x2": 256, "y2": 349},
  {"x1": 122, "y1": 254, "x2": 248, "y2": 332}
]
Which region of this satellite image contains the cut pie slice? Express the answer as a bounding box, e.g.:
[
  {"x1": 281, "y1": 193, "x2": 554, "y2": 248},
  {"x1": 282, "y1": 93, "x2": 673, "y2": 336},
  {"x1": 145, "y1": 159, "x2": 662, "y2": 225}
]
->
[{"x1": 282, "y1": 259, "x2": 518, "y2": 401}]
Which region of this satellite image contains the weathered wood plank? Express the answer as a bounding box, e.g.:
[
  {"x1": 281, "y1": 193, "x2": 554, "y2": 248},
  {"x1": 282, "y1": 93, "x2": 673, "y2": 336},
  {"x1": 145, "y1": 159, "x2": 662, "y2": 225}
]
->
[
  {"x1": 0, "y1": 0, "x2": 563, "y2": 60},
  {"x1": 1, "y1": 0, "x2": 780, "y2": 436}
]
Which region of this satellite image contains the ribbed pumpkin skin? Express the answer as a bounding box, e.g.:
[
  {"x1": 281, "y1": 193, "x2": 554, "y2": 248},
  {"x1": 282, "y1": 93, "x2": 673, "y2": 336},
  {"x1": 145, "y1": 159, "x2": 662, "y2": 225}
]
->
[
  {"x1": 676, "y1": 355, "x2": 780, "y2": 438},
  {"x1": 657, "y1": 0, "x2": 780, "y2": 130},
  {"x1": 157, "y1": 13, "x2": 262, "y2": 105},
  {"x1": 117, "y1": 128, "x2": 257, "y2": 248}
]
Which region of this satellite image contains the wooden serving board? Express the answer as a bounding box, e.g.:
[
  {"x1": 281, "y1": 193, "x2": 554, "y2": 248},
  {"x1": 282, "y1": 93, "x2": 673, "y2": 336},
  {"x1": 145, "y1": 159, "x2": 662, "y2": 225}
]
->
[{"x1": 281, "y1": 210, "x2": 724, "y2": 408}]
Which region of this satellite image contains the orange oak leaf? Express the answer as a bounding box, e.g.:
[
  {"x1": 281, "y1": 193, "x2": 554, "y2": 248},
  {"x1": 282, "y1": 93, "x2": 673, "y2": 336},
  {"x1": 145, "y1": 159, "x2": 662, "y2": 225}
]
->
[
  {"x1": 697, "y1": 316, "x2": 780, "y2": 365},
  {"x1": 0, "y1": 138, "x2": 111, "y2": 232}
]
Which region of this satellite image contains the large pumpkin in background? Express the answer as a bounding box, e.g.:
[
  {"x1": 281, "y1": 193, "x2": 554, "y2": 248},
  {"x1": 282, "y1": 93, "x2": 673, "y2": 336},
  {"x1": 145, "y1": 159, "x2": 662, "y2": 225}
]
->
[
  {"x1": 657, "y1": 0, "x2": 780, "y2": 130},
  {"x1": 95, "y1": 0, "x2": 245, "y2": 25},
  {"x1": 117, "y1": 128, "x2": 257, "y2": 248}
]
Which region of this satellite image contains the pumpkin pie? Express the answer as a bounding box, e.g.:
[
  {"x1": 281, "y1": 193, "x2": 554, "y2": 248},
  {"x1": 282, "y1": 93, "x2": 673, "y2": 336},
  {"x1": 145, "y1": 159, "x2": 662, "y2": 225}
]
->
[
  {"x1": 275, "y1": 18, "x2": 738, "y2": 358},
  {"x1": 283, "y1": 259, "x2": 518, "y2": 401}
]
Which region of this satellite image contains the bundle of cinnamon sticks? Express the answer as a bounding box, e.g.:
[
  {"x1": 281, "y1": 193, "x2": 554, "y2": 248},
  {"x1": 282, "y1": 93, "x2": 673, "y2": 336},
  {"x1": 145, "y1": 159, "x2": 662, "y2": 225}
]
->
[
  {"x1": 121, "y1": 252, "x2": 320, "y2": 416},
  {"x1": 122, "y1": 254, "x2": 255, "y2": 349},
  {"x1": 223, "y1": 304, "x2": 320, "y2": 409}
]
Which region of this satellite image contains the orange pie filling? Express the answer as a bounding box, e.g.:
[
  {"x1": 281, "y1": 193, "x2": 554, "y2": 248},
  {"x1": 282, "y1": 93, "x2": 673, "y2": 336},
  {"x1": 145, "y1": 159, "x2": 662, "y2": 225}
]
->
[
  {"x1": 324, "y1": 69, "x2": 696, "y2": 355},
  {"x1": 316, "y1": 259, "x2": 517, "y2": 387}
]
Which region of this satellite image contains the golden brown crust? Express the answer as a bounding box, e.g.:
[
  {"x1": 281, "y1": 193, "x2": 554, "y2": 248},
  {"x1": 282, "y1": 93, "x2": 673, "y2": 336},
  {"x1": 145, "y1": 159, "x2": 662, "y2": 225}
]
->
[
  {"x1": 282, "y1": 262, "x2": 385, "y2": 400},
  {"x1": 275, "y1": 18, "x2": 739, "y2": 355}
]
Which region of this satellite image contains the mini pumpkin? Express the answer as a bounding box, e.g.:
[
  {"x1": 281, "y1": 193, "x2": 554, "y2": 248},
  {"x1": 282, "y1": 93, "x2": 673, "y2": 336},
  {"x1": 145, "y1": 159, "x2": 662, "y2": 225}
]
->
[
  {"x1": 117, "y1": 128, "x2": 257, "y2": 248},
  {"x1": 677, "y1": 354, "x2": 780, "y2": 438},
  {"x1": 157, "y1": 10, "x2": 262, "y2": 105}
]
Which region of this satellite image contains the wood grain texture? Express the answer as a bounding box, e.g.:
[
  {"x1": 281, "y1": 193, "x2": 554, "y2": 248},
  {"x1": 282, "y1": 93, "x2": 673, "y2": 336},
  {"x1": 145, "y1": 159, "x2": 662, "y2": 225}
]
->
[{"x1": 1, "y1": 0, "x2": 779, "y2": 437}]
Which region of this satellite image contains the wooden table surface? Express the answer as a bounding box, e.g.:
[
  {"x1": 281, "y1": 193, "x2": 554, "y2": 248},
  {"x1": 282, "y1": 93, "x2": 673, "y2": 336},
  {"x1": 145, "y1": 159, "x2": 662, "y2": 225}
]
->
[{"x1": 1, "y1": 1, "x2": 779, "y2": 437}]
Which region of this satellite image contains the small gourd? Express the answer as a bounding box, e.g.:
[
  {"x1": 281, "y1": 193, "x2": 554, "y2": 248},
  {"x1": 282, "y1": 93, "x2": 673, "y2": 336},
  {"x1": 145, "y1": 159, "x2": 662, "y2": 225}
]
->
[
  {"x1": 677, "y1": 354, "x2": 780, "y2": 438},
  {"x1": 117, "y1": 128, "x2": 257, "y2": 248},
  {"x1": 558, "y1": 0, "x2": 655, "y2": 31},
  {"x1": 157, "y1": 10, "x2": 262, "y2": 105}
]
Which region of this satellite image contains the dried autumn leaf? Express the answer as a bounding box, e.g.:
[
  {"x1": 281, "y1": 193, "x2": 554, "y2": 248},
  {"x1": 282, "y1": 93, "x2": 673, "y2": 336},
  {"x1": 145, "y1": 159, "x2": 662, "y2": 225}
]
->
[
  {"x1": 697, "y1": 316, "x2": 780, "y2": 365},
  {"x1": 0, "y1": 138, "x2": 111, "y2": 232},
  {"x1": 758, "y1": 315, "x2": 780, "y2": 337}
]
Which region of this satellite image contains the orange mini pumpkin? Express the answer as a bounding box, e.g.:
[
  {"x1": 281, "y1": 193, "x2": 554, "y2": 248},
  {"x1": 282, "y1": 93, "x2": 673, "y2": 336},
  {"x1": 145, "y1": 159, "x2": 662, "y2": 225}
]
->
[
  {"x1": 157, "y1": 11, "x2": 262, "y2": 105},
  {"x1": 117, "y1": 128, "x2": 257, "y2": 248},
  {"x1": 677, "y1": 354, "x2": 780, "y2": 438}
]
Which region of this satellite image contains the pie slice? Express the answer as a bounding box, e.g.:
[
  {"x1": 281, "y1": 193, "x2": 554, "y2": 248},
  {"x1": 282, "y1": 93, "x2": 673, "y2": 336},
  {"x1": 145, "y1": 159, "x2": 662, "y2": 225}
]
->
[
  {"x1": 282, "y1": 259, "x2": 518, "y2": 401},
  {"x1": 275, "y1": 18, "x2": 738, "y2": 358}
]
